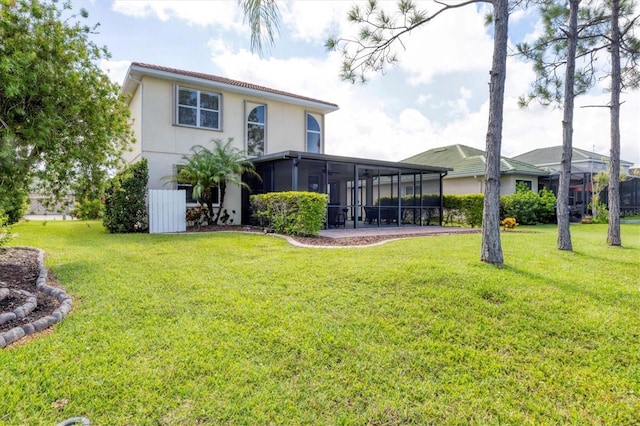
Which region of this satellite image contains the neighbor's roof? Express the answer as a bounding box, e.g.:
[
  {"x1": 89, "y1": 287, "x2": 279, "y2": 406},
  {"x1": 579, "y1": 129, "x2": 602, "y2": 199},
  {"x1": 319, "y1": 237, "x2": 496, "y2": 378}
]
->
[
  {"x1": 512, "y1": 146, "x2": 634, "y2": 167},
  {"x1": 122, "y1": 62, "x2": 339, "y2": 113},
  {"x1": 402, "y1": 144, "x2": 548, "y2": 177}
]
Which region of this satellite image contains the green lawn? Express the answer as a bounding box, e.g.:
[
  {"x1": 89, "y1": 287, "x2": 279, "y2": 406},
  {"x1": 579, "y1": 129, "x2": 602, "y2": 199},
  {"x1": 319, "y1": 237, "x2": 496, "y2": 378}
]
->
[{"x1": 1, "y1": 221, "x2": 639, "y2": 425}]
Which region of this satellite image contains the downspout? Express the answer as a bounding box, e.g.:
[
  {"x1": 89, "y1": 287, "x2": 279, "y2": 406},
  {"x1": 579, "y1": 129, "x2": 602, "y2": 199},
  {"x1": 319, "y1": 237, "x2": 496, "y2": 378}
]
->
[{"x1": 292, "y1": 153, "x2": 301, "y2": 190}]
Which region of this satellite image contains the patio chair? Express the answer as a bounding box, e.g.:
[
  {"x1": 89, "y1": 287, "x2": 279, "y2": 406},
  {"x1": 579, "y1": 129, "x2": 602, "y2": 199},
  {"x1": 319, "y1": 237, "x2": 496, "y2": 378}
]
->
[{"x1": 327, "y1": 206, "x2": 345, "y2": 228}]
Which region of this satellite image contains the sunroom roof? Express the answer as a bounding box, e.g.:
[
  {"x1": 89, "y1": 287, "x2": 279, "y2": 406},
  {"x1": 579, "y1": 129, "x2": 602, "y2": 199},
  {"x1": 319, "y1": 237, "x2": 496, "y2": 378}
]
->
[{"x1": 251, "y1": 151, "x2": 451, "y2": 175}]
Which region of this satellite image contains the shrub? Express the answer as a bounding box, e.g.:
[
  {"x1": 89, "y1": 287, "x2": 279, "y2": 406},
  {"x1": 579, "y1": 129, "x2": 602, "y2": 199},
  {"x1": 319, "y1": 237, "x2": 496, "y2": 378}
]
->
[
  {"x1": 0, "y1": 183, "x2": 28, "y2": 225},
  {"x1": 443, "y1": 194, "x2": 484, "y2": 227},
  {"x1": 501, "y1": 217, "x2": 518, "y2": 230},
  {"x1": 103, "y1": 159, "x2": 148, "y2": 233},
  {"x1": 0, "y1": 209, "x2": 12, "y2": 247},
  {"x1": 251, "y1": 191, "x2": 327, "y2": 237},
  {"x1": 590, "y1": 202, "x2": 609, "y2": 224},
  {"x1": 71, "y1": 199, "x2": 103, "y2": 220},
  {"x1": 501, "y1": 187, "x2": 557, "y2": 225}
]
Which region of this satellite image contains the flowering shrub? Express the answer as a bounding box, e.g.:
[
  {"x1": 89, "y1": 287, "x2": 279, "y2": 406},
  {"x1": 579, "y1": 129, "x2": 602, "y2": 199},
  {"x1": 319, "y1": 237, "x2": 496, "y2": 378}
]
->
[{"x1": 501, "y1": 217, "x2": 518, "y2": 230}]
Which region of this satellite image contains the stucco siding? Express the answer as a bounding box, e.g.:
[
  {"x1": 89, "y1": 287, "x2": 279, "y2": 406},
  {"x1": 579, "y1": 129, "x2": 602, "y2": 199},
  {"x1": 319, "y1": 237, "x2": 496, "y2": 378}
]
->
[
  {"x1": 443, "y1": 178, "x2": 484, "y2": 195},
  {"x1": 137, "y1": 75, "x2": 325, "y2": 192},
  {"x1": 123, "y1": 83, "x2": 143, "y2": 165}
]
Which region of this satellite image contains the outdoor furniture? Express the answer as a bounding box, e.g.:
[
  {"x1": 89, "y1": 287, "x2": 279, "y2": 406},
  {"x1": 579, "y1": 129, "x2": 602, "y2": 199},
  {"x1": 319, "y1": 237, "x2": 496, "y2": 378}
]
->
[
  {"x1": 327, "y1": 205, "x2": 345, "y2": 228},
  {"x1": 364, "y1": 206, "x2": 396, "y2": 225}
]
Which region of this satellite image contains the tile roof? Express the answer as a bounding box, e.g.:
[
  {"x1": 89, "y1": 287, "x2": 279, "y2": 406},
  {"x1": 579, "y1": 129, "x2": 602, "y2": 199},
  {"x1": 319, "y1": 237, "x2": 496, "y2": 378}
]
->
[
  {"x1": 402, "y1": 144, "x2": 548, "y2": 177},
  {"x1": 512, "y1": 145, "x2": 633, "y2": 166},
  {"x1": 125, "y1": 62, "x2": 339, "y2": 110}
]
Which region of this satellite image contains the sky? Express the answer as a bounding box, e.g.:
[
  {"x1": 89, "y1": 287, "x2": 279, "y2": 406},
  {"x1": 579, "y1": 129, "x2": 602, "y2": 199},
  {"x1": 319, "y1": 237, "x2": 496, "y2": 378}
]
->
[{"x1": 78, "y1": 0, "x2": 639, "y2": 167}]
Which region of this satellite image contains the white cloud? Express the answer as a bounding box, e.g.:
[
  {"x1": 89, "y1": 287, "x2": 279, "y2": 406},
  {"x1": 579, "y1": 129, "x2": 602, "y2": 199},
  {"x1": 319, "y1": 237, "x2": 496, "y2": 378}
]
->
[
  {"x1": 112, "y1": 0, "x2": 242, "y2": 28},
  {"x1": 100, "y1": 59, "x2": 131, "y2": 86}
]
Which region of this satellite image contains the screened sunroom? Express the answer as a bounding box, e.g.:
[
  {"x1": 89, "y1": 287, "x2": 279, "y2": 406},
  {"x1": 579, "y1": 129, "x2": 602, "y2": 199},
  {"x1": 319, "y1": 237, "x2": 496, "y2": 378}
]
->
[{"x1": 242, "y1": 151, "x2": 450, "y2": 229}]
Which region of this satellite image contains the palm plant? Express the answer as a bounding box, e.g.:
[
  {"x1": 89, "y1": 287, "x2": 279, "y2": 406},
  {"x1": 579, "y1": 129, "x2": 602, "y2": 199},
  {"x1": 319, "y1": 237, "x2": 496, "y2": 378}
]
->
[{"x1": 168, "y1": 138, "x2": 258, "y2": 225}]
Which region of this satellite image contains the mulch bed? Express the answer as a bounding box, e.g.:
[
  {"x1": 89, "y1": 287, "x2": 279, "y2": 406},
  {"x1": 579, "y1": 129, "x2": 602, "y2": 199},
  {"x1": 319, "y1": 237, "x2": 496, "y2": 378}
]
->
[{"x1": 0, "y1": 248, "x2": 62, "y2": 335}]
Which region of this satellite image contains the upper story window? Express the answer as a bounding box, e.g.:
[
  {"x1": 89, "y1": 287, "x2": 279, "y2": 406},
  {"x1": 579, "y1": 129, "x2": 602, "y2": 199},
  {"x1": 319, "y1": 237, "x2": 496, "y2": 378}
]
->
[
  {"x1": 306, "y1": 114, "x2": 321, "y2": 153},
  {"x1": 176, "y1": 86, "x2": 221, "y2": 130},
  {"x1": 247, "y1": 104, "x2": 266, "y2": 157}
]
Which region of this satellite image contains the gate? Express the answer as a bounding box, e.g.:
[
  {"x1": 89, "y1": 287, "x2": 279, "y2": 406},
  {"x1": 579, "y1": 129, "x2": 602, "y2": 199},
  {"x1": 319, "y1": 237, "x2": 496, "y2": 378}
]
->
[{"x1": 148, "y1": 190, "x2": 186, "y2": 233}]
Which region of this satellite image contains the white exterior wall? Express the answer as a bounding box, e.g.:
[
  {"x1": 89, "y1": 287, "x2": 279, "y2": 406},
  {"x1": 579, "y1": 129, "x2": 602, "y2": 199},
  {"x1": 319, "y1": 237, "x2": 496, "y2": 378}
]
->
[
  {"x1": 128, "y1": 74, "x2": 329, "y2": 224},
  {"x1": 442, "y1": 177, "x2": 485, "y2": 195},
  {"x1": 442, "y1": 175, "x2": 539, "y2": 196},
  {"x1": 122, "y1": 84, "x2": 143, "y2": 164}
]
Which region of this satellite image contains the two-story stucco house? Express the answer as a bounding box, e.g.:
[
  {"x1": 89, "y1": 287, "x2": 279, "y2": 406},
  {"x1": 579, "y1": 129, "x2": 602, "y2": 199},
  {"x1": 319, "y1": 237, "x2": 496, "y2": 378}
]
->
[
  {"x1": 121, "y1": 62, "x2": 340, "y2": 225},
  {"x1": 121, "y1": 62, "x2": 450, "y2": 229}
]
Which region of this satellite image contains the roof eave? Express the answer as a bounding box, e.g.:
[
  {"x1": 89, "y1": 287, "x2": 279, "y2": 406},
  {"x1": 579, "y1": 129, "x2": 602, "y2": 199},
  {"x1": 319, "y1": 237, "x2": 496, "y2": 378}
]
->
[{"x1": 123, "y1": 64, "x2": 339, "y2": 113}]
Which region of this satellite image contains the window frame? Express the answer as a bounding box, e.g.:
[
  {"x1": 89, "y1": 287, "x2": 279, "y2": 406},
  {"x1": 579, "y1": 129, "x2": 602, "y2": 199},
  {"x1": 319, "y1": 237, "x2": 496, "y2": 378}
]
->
[
  {"x1": 175, "y1": 85, "x2": 221, "y2": 131},
  {"x1": 306, "y1": 113, "x2": 322, "y2": 153},
  {"x1": 246, "y1": 102, "x2": 266, "y2": 157}
]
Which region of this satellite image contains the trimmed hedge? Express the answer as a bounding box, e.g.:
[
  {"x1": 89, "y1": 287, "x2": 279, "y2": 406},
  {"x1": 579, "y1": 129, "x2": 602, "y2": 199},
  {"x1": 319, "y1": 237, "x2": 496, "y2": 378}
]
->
[
  {"x1": 251, "y1": 191, "x2": 328, "y2": 237},
  {"x1": 103, "y1": 159, "x2": 148, "y2": 233},
  {"x1": 443, "y1": 194, "x2": 484, "y2": 227}
]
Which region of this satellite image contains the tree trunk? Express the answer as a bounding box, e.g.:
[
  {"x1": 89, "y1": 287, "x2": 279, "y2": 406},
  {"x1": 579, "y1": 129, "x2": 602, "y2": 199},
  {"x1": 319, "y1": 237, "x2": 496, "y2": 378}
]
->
[
  {"x1": 557, "y1": 0, "x2": 580, "y2": 251},
  {"x1": 480, "y1": 0, "x2": 508, "y2": 267},
  {"x1": 213, "y1": 182, "x2": 227, "y2": 225},
  {"x1": 607, "y1": 0, "x2": 622, "y2": 246}
]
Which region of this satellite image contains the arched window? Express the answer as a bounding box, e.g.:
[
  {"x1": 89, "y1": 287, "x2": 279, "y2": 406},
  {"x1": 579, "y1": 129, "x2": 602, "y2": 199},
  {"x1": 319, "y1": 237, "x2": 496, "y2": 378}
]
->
[
  {"x1": 247, "y1": 105, "x2": 265, "y2": 156},
  {"x1": 306, "y1": 114, "x2": 321, "y2": 153}
]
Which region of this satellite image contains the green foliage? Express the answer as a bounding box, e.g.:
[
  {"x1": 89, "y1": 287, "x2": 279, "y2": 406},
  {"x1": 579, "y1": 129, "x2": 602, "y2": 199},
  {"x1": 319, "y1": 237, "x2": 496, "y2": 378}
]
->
[
  {"x1": 0, "y1": 209, "x2": 11, "y2": 247},
  {"x1": 102, "y1": 159, "x2": 148, "y2": 233},
  {"x1": 589, "y1": 202, "x2": 609, "y2": 223},
  {"x1": 251, "y1": 191, "x2": 327, "y2": 236},
  {"x1": 71, "y1": 199, "x2": 103, "y2": 220},
  {"x1": 0, "y1": 0, "x2": 133, "y2": 214},
  {"x1": 0, "y1": 179, "x2": 28, "y2": 225},
  {"x1": 165, "y1": 138, "x2": 257, "y2": 225},
  {"x1": 443, "y1": 194, "x2": 484, "y2": 227},
  {"x1": 500, "y1": 186, "x2": 557, "y2": 225}
]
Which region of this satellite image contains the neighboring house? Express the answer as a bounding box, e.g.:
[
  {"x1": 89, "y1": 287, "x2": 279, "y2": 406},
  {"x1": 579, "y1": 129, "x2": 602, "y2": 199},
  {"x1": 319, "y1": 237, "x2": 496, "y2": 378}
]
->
[
  {"x1": 121, "y1": 63, "x2": 449, "y2": 228},
  {"x1": 513, "y1": 146, "x2": 639, "y2": 216},
  {"x1": 512, "y1": 146, "x2": 635, "y2": 176},
  {"x1": 402, "y1": 144, "x2": 549, "y2": 196}
]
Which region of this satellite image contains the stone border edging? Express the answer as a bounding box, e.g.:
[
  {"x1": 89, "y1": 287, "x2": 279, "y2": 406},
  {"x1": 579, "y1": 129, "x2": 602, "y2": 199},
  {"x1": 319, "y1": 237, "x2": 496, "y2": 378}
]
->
[
  {"x1": 0, "y1": 247, "x2": 73, "y2": 349},
  {"x1": 0, "y1": 288, "x2": 38, "y2": 325}
]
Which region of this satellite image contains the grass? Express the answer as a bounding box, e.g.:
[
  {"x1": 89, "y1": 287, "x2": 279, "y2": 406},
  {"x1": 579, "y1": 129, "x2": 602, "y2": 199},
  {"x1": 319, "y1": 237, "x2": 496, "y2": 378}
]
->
[{"x1": 1, "y1": 220, "x2": 639, "y2": 425}]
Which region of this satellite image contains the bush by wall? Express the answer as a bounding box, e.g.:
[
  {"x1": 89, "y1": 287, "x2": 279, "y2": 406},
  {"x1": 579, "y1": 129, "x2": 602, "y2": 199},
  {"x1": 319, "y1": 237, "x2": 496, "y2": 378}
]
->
[
  {"x1": 501, "y1": 187, "x2": 556, "y2": 225},
  {"x1": 251, "y1": 191, "x2": 327, "y2": 237},
  {"x1": 103, "y1": 159, "x2": 148, "y2": 233}
]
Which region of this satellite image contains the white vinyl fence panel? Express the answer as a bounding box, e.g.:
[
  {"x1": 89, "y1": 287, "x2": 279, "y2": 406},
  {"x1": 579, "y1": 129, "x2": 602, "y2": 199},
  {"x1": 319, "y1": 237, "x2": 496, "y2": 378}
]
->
[{"x1": 148, "y1": 190, "x2": 186, "y2": 234}]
